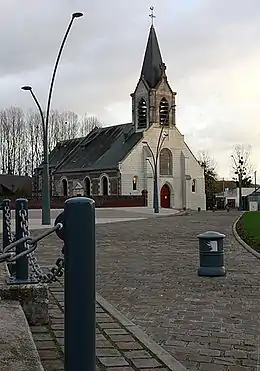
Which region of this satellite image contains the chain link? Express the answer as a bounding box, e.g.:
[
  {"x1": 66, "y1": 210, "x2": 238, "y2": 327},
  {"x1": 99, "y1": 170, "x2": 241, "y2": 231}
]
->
[
  {"x1": 4, "y1": 205, "x2": 15, "y2": 245},
  {"x1": 18, "y1": 209, "x2": 64, "y2": 284}
]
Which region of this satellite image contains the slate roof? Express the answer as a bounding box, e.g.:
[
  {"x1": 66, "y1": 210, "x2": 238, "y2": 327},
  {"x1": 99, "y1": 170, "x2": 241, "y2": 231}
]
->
[
  {"x1": 53, "y1": 123, "x2": 143, "y2": 173},
  {"x1": 140, "y1": 25, "x2": 163, "y2": 88},
  {"x1": 48, "y1": 137, "x2": 85, "y2": 169},
  {"x1": 0, "y1": 175, "x2": 32, "y2": 195}
]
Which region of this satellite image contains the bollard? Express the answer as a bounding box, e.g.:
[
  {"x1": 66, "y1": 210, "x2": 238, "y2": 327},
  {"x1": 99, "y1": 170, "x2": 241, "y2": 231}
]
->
[
  {"x1": 7, "y1": 198, "x2": 31, "y2": 284},
  {"x1": 197, "y1": 231, "x2": 226, "y2": 277},
  {"x1": 64, "y1": 197, "x2": 96, "y2": 371}
]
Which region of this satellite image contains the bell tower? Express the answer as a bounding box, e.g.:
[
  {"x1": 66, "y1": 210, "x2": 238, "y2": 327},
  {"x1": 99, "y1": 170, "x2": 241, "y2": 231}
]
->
[{"x1": 131, "y1": 7, "x2": 177, "y2": 132}]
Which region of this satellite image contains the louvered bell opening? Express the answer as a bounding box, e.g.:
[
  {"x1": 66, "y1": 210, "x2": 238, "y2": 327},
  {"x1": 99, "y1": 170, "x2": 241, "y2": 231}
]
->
[
  {"x1": 138, "y1": 99, "x2": 147, "y2": 129},
  {"x1": 159, "y1": 98, "x2": 169, "y2": 125}
]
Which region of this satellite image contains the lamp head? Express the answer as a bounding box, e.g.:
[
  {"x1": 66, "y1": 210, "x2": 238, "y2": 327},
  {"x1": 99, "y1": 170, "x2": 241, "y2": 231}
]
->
[
  {"x1": 72, "y1": 12, "x2": 84, "y2": 18},
  {"x1": 21, "y1": 85, "x2": 32, "y2": 91},
  {"x1": 142, "y1": 141, "x2": 148, "y2": 145}
]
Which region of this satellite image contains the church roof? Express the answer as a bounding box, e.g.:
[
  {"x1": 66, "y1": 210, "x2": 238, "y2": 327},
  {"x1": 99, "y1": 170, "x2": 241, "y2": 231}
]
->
[
  {"x1": 140, "y1": 25, "x2": 163, "y2": 88},
  {"x1": 50, "y1": 123, "x2": 143, "y2": 174}
]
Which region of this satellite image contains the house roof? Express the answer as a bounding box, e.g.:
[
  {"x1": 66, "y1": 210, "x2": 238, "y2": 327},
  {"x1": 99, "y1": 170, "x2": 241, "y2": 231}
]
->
[
  {"x1": 140, "y1": 25, "x2": 163, "y2": 88},
  {"x1": 53, "y1": 123, "x2": 143, "y2": 174},
  {"x1": 0, "y1": 174, "x2": 32, "y2": 193}
]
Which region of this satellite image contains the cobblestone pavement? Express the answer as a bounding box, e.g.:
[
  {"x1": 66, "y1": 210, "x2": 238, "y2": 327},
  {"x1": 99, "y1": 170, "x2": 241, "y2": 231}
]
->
[
  {"x1": 31, "y1": 280, "x2": 174, "y2": 370},
  {"x1": 32, "y1": 210, "x2": 260, "y2": 370}
]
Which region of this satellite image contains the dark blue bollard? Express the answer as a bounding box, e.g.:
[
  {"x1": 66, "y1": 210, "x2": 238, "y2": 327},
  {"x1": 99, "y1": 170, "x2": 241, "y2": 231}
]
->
[
  {"x1": 2, "y1": 199, "x2": 12, "y2": 250},
  {"x1": 64, "y1": 197, "x2": 96, "y2": 371},
  {"x1": 13, "y1": 198, "x2": 29, "y2": 283}
]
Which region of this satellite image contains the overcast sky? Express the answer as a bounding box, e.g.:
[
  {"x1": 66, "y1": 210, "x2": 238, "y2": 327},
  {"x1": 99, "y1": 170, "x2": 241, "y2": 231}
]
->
[{"x1": 1, "y1": 0, "x2": 260, "y2": 181}]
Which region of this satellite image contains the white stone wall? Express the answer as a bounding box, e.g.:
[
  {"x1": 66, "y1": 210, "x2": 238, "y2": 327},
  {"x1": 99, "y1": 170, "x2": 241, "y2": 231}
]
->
[{"x1": 120, "y1": 124, "x2": 206, "y2": 210}]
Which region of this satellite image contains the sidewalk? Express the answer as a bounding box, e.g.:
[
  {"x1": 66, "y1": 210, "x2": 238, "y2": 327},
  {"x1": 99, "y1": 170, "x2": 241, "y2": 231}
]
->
[
  {"x1": 0, "y1": 206, "x2": 179, "y2": 232},
  {"x1": 31, "y1": 280, "x2": 186, "y2": 371}
]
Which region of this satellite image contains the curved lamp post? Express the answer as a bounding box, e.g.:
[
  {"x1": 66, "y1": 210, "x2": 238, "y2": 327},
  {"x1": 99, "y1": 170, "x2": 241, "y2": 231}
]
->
[
  {"x1": 21, "y1": 12, "x2": 83, "y2": 225},
  {"x1": 143, "y1": 105, "x2": 175, "y2": 213}
]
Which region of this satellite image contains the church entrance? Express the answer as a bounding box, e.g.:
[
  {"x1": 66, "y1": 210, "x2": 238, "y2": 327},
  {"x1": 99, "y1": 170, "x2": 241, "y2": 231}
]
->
[{"x1": 160, "y1": 184, "x2": 171, "y2": 208}]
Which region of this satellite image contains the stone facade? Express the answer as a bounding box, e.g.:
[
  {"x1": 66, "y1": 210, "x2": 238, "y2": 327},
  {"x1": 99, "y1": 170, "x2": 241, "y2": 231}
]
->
[
  {"x1": 119, "y1": 124, "x2": 206, "y2": 210},
  {"x1": 52, "y1": 169, "x2": 120, "y2": 197}
]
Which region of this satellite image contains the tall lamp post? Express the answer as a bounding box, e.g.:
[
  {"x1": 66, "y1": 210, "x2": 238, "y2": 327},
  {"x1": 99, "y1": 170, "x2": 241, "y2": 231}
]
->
[
  {"x1": 21, "y1": 12, "x2": 83, "y2": 225},
  {"x1": 143, "y1": 105, "x2": 175, "y2": 214}
]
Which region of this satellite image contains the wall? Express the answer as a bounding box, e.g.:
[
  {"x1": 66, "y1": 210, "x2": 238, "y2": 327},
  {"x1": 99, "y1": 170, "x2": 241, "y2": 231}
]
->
[
  {"x1": 7, "y1": 195, "x2": 146, "y2": 209},
  {"x1": 52, "y1": 169, "x2": 120, "y2": 197}
]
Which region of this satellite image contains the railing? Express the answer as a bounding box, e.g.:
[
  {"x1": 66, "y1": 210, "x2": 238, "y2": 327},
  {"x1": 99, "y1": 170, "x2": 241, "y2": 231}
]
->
[{"x1": 0, "y1": 197, "x2": 96, "y2": 371}]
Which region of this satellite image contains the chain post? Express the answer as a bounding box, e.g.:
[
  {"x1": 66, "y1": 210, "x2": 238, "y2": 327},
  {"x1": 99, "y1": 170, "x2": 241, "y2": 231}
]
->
[
  {"x1": 64, "y1": 197, "x2": 96, "y2": 371},
  {"x1": 6, "y1": 198, "x2": 34, "y2": 285}
]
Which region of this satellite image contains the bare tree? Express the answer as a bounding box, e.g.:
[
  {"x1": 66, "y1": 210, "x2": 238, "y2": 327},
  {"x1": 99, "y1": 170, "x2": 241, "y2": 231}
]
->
[
  {"x1": 231, "y1": 144, "x2": 253, "y2": 187},
  {"x1": 0, "y1": 106, "x2": 103, "y2": 176},
  {"x1": 80, "y1": 114, "x2": 102, "y2": 136},
  {"x1": 198, "y1": 150, "x2": 218, "y2": 209}
]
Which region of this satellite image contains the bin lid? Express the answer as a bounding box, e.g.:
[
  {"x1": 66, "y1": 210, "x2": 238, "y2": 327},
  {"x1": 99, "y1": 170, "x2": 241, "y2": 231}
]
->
[{"x1": 197, "y1": 231, "x2": 226, "y2": 239}]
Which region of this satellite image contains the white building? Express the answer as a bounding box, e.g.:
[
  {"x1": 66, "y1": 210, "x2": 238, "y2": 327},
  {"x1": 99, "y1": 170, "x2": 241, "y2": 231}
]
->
[{"x1": 34, "y1": 22, "x2": 206, "y2": 211}]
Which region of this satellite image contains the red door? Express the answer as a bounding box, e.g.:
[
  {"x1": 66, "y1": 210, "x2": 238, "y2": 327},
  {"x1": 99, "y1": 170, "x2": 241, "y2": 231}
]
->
[{"x1": 160, "y1": 184, "x2": 171, "y2": 208}]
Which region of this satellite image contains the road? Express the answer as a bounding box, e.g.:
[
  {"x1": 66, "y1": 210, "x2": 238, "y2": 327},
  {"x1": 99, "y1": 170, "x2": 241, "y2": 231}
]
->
[{"x1": 33, "y1": 209, "x2": 260, "y2": 370}]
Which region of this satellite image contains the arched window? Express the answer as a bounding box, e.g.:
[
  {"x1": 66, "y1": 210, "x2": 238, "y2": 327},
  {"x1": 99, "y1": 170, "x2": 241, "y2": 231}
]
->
[
  {"x1": 192, "y1": 179, "x2": 196, "y2": 193},
  {"x1": 137, "y1": 98, "x2": 147, "y2": 129},
  {"x1": 62, "y1": 178, "x2": 68, "y2": 196},
  {"x1": 101, "y1": 176, "x2": 109, "y2": 196},
  {"x1": 84, "y1": 177, "x2": 91, "y2": 196},
  {"x1": 159, "y1": 98, "x2": 169, "y2": 125},
  {"x1": 159, "y1": 148, "x2": 173, "y2": 176},
  {"x1": 133, "y1": 176, "x2": 138, "y2": 191}
]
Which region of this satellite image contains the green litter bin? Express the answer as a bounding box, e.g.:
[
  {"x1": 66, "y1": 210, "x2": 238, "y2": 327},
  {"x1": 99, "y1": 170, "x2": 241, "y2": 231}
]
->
[{"x1": 197, "y1": 231, "x2": 226, "y2": 277}]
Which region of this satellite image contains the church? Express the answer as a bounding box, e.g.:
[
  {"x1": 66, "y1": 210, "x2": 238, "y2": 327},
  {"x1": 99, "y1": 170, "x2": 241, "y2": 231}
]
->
[{"x1": 34, "y1": 20, "x2": 206, "y2": 210}]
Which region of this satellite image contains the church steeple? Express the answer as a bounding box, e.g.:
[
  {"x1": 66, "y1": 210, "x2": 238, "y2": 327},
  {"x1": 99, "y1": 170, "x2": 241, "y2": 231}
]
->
[
  {"x1": 140, "y1": 25, "x2": 163, "y2": 88},
  {"x1": 131, "y1": 8, "x2": 177, "y2": 132}
]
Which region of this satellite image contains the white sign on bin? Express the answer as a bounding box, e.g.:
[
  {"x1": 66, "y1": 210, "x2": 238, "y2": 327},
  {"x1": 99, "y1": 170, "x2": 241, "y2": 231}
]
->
[{"x1": 210, "y1": 240, "x2": 218, "y2": 252}]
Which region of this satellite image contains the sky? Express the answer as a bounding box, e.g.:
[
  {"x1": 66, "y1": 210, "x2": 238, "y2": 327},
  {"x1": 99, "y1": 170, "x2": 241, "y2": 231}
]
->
[{"x1": 0, "y1": 0, "x2": 260, "y2": 181}]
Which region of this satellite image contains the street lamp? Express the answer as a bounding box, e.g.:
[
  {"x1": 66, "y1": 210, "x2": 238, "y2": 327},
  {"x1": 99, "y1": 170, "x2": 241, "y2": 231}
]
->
[
  {"x1": 21, "y1": 12, "x2": 83, "y2": 225},
  {"x1": 143, "y1": 105, "x2": 174, "y2": 213}
]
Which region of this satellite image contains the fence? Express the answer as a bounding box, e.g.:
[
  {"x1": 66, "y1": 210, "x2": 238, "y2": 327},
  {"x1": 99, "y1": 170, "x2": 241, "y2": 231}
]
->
[
  {"x1": 0, "y1": 194, "x2": 147, "y2": 209},
  {"x1": 0, "y1": 197, "x2": 96, "y2": 371}
]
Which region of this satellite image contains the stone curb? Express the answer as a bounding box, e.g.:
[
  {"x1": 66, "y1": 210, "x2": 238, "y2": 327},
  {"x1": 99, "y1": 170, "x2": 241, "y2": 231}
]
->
[
  {"x1": 96, "y1": 293, "x2": 187, "y2": 371},
  {"x1": 232, "y1": 214, "x2": 260, "y2": 259}
]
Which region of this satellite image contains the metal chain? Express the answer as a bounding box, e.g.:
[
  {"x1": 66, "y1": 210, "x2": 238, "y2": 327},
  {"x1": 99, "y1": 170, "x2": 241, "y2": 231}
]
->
[
  {"x1": 19, "y1": 209, "x2": 65, "y2": 284},
  {"x1": 4, "y1": 205, "x2": 15, "y2": 244}
]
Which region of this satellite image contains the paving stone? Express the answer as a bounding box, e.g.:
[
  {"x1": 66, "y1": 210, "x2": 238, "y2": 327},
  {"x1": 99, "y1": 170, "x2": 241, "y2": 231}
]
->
[
  {"x1": 104, "y1": 328, "x2": 129, "y2": 335},
  {"x1": 131, "y1": 357, "x2": 161, "y2": 368},
  {"x1": 34, "y1": 340, "x2": 57, "y2": 350},
  {"x1": 38, "y1": 349, "x2": 61, "y2": 360},
  {"x1": 96, "y1": 340, "x2": 114, "y2": 348},
  {"x1": 116, "y1": 341, "x2": 144, "y2": 350},
  {"x1": 124, "y1": 350, "x2": 152, "y2": 359},
  {"x1": 109, "y1": 334, "x2": 135, "y2": 342},
  {"x1": 41, "y1": 359, "x2": 64, "y2": 370},
  {"x1": 99, "y1": 356, "x2": 129, "y2": 367},
  {"x1": 106, "y1": 368, "x2": 135, "y2": 371},
  {"x1": 96, "y1": 348, "x2": 122, "y2": 357}
]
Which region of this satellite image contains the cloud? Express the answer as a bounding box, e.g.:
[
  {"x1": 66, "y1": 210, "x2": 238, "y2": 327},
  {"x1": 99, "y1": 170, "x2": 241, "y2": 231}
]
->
[{"x1": 0, "y1": 0, "x2": 260, "y2": 179}]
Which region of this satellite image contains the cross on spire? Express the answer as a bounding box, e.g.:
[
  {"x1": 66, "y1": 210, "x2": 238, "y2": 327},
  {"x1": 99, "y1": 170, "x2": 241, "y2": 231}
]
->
[{"x1": 149, "y1": 6, "x2": 156, "y2": 26}]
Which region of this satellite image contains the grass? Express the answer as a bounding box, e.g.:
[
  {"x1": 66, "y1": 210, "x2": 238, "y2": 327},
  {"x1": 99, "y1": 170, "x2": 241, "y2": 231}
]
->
[{"x1": 237, "y1": 211, "x2": 260, "y2": 252}]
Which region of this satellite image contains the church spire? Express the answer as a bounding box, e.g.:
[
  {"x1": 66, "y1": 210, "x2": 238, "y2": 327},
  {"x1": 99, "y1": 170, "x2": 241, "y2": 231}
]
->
[{"x1": 140, "y1": 9, "x2": 163, "y2": 88}]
